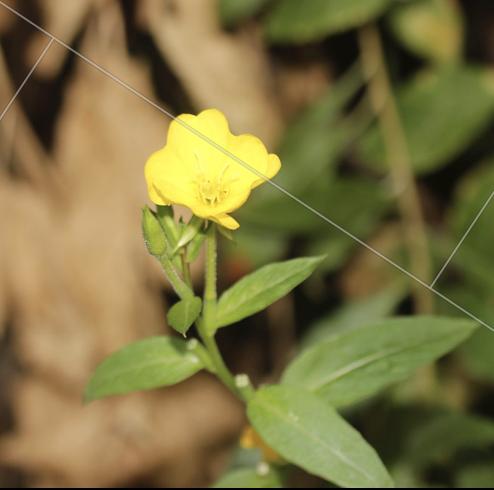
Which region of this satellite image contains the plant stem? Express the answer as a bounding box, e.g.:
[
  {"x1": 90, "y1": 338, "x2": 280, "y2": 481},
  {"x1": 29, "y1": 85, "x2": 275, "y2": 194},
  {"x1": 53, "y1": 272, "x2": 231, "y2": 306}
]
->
[
  {"x1": 197, "y1": 224, "x2": 248, "y2": 401},
  {"x1": 358, "y1": 24, "x2": 434, "y2": 314},
  {"x1": 180, "y1": 248, "x2": 193, "y2": 288},
  {"x1": 159, "y1": 254, "x2": 193, "y2": 300}
]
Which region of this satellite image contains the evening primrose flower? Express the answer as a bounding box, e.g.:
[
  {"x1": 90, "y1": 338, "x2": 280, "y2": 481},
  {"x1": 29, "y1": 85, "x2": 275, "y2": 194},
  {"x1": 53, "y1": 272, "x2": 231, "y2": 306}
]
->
[{"x1": 145, "y1": 109, "x2": 281, "y2": 230}]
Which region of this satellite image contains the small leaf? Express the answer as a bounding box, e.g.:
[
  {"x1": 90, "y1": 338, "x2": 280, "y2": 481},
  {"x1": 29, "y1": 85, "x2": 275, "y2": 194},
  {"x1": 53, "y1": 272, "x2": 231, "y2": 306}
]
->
[
  {"x1": 283, "y1": 316, "x2": 477, "y2": 408},
  {"x1": 389, "y1": 0, "x2": 463, "y2": 65},
  {"x1": 167, "y1": 297, "x2": 203, "y2": 336},
  {"x1": 85, "y1": 337, "x2": 203, "y2": 402},
  {"x1": 186, "y1": 230, "x2": 206, "y2": 263},
  {"x1": 265, "y1": 0, "x2": 391, "y2": 43},
  {"x1": 247, "y1": 385, "x2": 393, "y2": 488},
  {"x1": 212, "y1": 467, "x2": 283, "y2": 488},
  {"x1": 173, "y1": 216, "x2": 203, "y2": 253},
  {"x1": 216, "y1": 256, "x2": 324, "y2": 328}
]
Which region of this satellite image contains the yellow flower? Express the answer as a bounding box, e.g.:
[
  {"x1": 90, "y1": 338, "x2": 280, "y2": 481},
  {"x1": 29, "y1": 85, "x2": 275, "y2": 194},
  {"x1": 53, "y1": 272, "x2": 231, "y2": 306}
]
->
[
  {"x1": 145, "y1": 109, "x2": 281, "y2": 230},
  {"x1": 240, "y1": 425, "x2": 283, "y2": 463}
]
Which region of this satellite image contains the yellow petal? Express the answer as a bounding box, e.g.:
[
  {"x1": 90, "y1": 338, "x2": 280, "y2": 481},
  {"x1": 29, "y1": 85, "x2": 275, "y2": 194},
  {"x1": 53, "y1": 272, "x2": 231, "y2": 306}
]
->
[
  {"x1": 266, "y1": 153, "x2": 282, "y2": 179},
  {"x1": 250, "y1": 152, "x2": 281, "y2": 190},
  {"x1": 167, "y1": 109, "x2": 230, "y2": 170},
  {"x1": 145, "y1": 149, "x2": 170, "y2": 205},
  {"x1": 226, "y1": 133, "x2": 270, "y2": 186},
  {"x1": 212, "y1": 213, "x2": 240, "y2": 230},
  {"x1": 145, "y1": 146, "x2": 197, "y2": 207}
]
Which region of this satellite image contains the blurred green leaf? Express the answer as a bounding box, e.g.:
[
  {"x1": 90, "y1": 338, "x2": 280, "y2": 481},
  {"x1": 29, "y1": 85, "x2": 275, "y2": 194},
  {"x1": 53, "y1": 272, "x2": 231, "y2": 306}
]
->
[
  {"x1": 85, "y1": 337, "x2": 203, "y2": 402},
  {"x1": 302, "y1": 285, "x2": 406, "y2": 349},
  {"x1": 437, "y1": 287, "x2": 494, "y2": 383},
  {"x1": 282, "y1": 316, "x2": 477, "y2": 408},
  {"x1": 456, "y1": 463, "x2": 494, "y2": 488},
  {"x1": 241, "y1": 177, "x2": 389, "y2": 236},
  {"x1": 212, "y1": 467, "x2": 283, "y2": 488},
  {"x1": 265, "y1": 0, "x2": 391, "y2": 43},
  {"x1": 405, "y1": 411, "x2": 494, "y2": 468},
  {"x1": 274, "y1": 64, "x2": 364, "y2": 192},
  {"x1": 247, "y1": 385, "x2": 393, "y2": 488},
  {"x1": 389, "y1": 0, "x2": 463, "y2": 64},
  {"x1": 358, "y1": 66, "x2": 494, "y2": 174},
  {"x1": 167, "y1": 297, "x2": 202, "y2": 336},
  {"x1": 224, "y1": 227, "x2": 287, "y2": 268},
  {"x1": 219, "y1": 0, "x2": 270, "y2": 27},
  {"x1": 461, "y1": 328, "x2": 494, "y2": 383},
  {"x1": 449, "y1": 161, "x2": 494, "y2": 271},
  {"x1": 216, "y1": 256, "x2": 324, "y2": 328}
]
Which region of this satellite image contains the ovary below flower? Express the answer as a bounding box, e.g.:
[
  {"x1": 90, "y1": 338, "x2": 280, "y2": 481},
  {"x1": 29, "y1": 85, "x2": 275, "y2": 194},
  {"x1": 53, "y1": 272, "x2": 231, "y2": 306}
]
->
[{"x1": 145, "y1": 109, "x2": 281, "y2": 230}]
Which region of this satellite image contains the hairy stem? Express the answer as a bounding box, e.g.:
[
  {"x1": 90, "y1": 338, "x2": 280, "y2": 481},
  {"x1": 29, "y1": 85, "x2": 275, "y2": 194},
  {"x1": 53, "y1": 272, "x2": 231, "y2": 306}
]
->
[
  {"x1": 159, "y1": 254, "x2": 193, "y2": 300},
  {"x1": 197, "y1": 224, "x2": 247, "y2": 401},
  {"x1": 358, "y1": 24, "x2": 434, "y2": 314}
]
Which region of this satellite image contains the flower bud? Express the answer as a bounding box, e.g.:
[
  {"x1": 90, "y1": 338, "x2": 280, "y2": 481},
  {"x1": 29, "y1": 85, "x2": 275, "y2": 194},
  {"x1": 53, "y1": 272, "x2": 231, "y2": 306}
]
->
[{"x1": 142, "y1": 206, "x2": 167, "y2": 256}]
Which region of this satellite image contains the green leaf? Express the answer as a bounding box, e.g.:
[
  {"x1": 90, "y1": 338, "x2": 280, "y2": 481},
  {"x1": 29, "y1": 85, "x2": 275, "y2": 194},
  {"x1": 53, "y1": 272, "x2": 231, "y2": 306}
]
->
[
  {"x1": 167, "y1": 297, "x2": 202, "y2": 336},
  {"x1": 173, "y1": 216, "x2": 203, "y2": 253},
  {"x1": 436, "y1": 287, "x2": 494, "y2": 383},
  {"x1": 219, "y1": 0, "x2": 269, "y2": 27},
  {"x1": 212, "y1": 467, "x2": 283, "y2": 488},
  {"x1": 241, "y1": 177, "x2": 389, "y2": 235},
  {"x1": 186, "y1": 229, "x2": 206, "y2": 263},
  {"x1": 456, "y1": 464, "x2": 494, "y2": 489},
  {"x1": 265, "y1": 0, "x2": 391, "y2": 43},
  {"x1": 358, "y1": 66, "x2": 494, "y2": 174},
  {"x1": 85, "y1": 337, "x2": 203, "y2": 402},
  {"x1": 216, "y1": 256, "x2": 324, "y2": 328},
  {"x1": 302, "y1": 285, "x2": 406, "y2": 349},
  {"x1": 282, "y1": 316, "x2": 477, "y2": 408},
  {"x1": 247, "y1": 385, "x2": 393, "y2": 488},
  {"x1": 405, "y1": 411, "x2": 494, "y2": 468},
  {"x1": 273, "y1": 64, "x2": 364, "y2": 192},
  {"x1": 389, "y1": 0, "x2": 463, "y2": 64}
]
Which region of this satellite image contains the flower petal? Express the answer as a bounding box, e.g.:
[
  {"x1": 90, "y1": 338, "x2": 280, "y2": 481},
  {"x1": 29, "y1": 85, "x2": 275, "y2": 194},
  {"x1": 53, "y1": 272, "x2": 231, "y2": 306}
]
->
[
  {"x1": 145, "y1": 149, "x2": 170, "y2": 205},
  {"x1": 167, "y1": 109, "x2": 230, "y2": 171},
  {"x1": 212, "y1": 213, "x2": 240, "y2": 230}
]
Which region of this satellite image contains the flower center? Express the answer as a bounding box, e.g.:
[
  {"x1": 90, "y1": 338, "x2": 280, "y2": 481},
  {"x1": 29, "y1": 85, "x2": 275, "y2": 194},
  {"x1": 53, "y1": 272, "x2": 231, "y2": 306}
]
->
[
  {"x1": 195, "y1": 162, "x2": 234, "y2": 207},
  {"x1": 197, "y1": 176, "x2": 230, "y2": 206}
]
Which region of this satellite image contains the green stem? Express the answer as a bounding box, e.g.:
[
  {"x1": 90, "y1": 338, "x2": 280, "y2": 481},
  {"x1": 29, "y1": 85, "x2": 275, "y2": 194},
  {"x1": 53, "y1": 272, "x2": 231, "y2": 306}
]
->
[
  {"x1": 358, "y1": 24, "x2": 434, "y2": 314},
  {"x1": 197, "y1": 223, "x2": 248, "y2": 402},
  {"x1": 159, "y1": 254, "x2": 193, "y2": 300},
  {"x1": 180, "y1": 247, "x2": 193, "y2": 289}
]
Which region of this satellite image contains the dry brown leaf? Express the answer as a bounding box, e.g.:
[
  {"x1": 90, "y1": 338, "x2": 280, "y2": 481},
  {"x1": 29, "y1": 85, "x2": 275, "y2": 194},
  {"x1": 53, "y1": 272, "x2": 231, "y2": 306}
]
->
[
  {"x1": 25, "y1": 0, "x2": 106, "y2": 78},
  {"x1": 1, "y1": 3, "x2": 243, "y2": 486},
  {"x1": 138, "y1": 0, "x2": 284, "y2": 147}
]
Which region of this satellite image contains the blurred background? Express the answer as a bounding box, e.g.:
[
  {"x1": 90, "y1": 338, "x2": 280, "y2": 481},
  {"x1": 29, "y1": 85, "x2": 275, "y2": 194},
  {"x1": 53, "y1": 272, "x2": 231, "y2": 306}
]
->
[{"x1": 1, "y1": 0, "x2": 494, "y2": 487}]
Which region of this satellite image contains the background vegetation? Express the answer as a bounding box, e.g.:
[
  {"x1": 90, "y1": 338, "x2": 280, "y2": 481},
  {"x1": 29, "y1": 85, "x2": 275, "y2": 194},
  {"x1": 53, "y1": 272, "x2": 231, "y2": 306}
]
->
[{"x1": 0, "y1": 0, "x2": 494, "y2": 487}]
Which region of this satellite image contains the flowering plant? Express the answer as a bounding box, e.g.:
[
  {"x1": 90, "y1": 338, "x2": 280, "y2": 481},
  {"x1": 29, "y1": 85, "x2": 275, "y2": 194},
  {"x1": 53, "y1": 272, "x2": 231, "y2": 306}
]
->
[{"x1": 85, "y1": 110, "x2": 476, "y2": 488}]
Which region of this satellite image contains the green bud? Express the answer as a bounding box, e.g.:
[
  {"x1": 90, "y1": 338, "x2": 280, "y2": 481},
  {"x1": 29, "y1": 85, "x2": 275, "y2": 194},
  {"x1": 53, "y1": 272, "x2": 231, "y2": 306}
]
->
[
  {"x1": 156, "y1": 205, "x2": 180, "y2": 250},
  {"x1": 142, "y1": 206, "x2": 167, "y2": 256}
]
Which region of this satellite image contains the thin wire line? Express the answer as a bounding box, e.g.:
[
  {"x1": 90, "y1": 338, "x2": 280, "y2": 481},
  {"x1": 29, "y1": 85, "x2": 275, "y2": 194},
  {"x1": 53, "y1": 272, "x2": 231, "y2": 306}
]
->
[
  {"x1": 1, "y1": 0, "x2": 493, "y2": 332},
  {"x1": 430, "y1": 190, "x2": 494, "y2": 288},
  {"x1": 0, "y1": 37, "x2": 54, "y2": 121}
]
